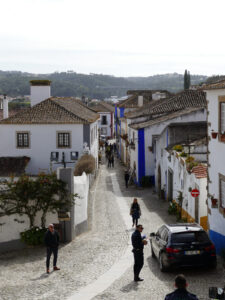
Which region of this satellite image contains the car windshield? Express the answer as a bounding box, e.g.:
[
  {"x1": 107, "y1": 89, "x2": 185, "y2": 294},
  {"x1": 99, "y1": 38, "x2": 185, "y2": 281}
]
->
[{"x1": 171, "y1": 231, "x2": 210, "y2": 244}]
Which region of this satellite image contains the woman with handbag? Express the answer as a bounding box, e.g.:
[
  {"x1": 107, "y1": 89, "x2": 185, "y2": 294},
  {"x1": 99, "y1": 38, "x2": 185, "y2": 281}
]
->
[{"x1": 130, "y1": 198, "x2": 141, "y2": 227}]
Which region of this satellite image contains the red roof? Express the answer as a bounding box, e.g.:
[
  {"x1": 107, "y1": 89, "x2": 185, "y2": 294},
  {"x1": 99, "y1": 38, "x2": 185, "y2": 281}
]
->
[{"x1": 192, "y1": 165, "x2": 207, "y2": 179}]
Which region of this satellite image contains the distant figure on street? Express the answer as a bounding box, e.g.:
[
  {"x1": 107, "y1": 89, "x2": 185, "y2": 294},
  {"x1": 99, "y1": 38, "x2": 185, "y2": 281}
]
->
[
  {"x1": 130, "y1": 198, "x2": 141, "y2": 227},
  {"x1": 131, "y1": 224, "x2": 147, "y2": 282},
  {"x1": 113, "y1": 143, "x2": 117, "y2": 153},
  {"x1": 165, "y1": 274, "x2": 199, "y2": 300},
  {"x1": 111, "y1": 155, "x2": 114, "y2": 167},
  {"x1": 44, "y1": 224, "x2": 60, "y2": 274},
  {"x1": 124, "y1": 171, "x2": 130, "y2": 188}
]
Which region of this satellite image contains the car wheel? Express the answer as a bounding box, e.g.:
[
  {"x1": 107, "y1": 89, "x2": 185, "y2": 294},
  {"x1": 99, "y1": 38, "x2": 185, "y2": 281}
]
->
[
  {"x1": 209, "y1": 260, "x2": 217, "y2": 269},
  {"x1": 159, "y1": 253, "x2": 167, "y2": 272},
  {"x1": 151, "y1": 244, "x2": 156, "y2": 258}
]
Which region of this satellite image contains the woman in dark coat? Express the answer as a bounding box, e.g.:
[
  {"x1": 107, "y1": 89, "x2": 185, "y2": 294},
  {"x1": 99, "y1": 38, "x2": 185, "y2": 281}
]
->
[{"x1": 130, "y1": 198, "x2": 141, "y2": 227}]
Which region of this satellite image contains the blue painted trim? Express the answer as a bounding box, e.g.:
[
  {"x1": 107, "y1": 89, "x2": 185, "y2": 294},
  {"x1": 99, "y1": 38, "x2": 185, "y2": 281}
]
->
[
  {"x1": 138, "y1": 129, "x2": 145, "y2": 186},
  {"x1": 165, "y1": 171, "x2": 167, "y2": 200},
  {"x1": 209, "y1": 229, "x2": 225, "y2": 255},
  {"x1": 119, "y1": 120, "x2": 121, "y2": 158},
  {"x1": 115, "y1": 106, "x2": 118, "y2": 135},
  {"x1": 120, "y1": 107, "x2": 125, "y2": 118}
]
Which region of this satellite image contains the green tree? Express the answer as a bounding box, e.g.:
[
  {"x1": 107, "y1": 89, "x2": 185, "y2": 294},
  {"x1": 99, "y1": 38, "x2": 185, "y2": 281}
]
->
[
  {"x1": 0, "y1": 173, "x2": 76, "y2": 228},
  {"x1": 184, "y1": 69, "x2": 191, "y2": 90}
]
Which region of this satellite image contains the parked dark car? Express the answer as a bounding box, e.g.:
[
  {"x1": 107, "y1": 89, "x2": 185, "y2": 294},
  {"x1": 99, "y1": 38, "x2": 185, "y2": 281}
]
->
[{"x1": 150, "y1": 223, "x2": 217, "y2": 272}]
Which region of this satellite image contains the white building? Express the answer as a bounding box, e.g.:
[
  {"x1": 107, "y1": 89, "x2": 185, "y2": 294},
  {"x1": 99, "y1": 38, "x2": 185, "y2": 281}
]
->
[
  {"x1": 92, "y1": 101, "x2": 114, "y2": 138},
  {"x1": 0, "y1": 81, "x2": 100, "y2": 175},
  {"x1": 127, "y1": 90, "x2": 207, "y2": 186},
  {"x1": 155, "y1": 127, "x2": 208, "y2": 229},
  {"x1": 202, "y1": 80, "x2": 225, "y2": 253}
]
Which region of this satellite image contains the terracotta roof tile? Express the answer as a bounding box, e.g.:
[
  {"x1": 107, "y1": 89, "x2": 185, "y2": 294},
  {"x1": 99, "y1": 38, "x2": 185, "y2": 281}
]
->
[
  {"x1": 126, "y1": 90, "x2": 206, "y2": 119},
  {"x1": 192, "y1": 165, "x2": 207, "y2": 179},
  {"x1": 118, "y1": 94, "x2": 150, "y2": 108},
  {"x1": 129, "y1": 107, "x2": 204, "y2": 130},
  {"x1": 199, "y1": 80, "x2": 225, "y2": 90},
  {"x1": 92, "y1": 101, "x2": 114, "y2": 113},
  {"x1": 0, "y1": 97, "x2": 99, "y2": 124}
]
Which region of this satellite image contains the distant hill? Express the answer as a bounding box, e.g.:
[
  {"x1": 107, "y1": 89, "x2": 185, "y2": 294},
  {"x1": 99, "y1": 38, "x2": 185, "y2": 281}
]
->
[{"x1": 0, "y1": 70, "x2": 208, "y2": 99}]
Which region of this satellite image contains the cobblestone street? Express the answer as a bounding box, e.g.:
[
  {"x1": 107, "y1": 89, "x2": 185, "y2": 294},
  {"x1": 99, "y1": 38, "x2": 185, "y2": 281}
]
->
[{"x1": 0, "y1": 156, "x2": 225, "y2": 300}]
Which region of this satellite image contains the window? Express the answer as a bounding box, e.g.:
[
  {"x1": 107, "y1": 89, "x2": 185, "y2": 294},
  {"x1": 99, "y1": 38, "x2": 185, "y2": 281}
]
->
[
  {"x1": 219, "y1": 174, "x2": 225, "y2": 208},
  {"x1": 220, "y1": 102, "x2": 225, "y2": 133},
  {"x1": 17, "y1": 132, "x2": 29, "y2": 148},
  {"x1": 102, "y1": 115, "x2": 107, "y2": 125},
  {"x1": 57, "y1": 132, "x2": 70, "y2": 148},
  {"x1": 219, "y1": 96, "x2": 225, "y2": 136}
]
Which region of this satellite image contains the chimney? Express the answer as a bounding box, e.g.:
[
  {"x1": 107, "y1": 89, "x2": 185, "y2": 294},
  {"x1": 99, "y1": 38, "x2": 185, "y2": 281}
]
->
[
  {"x1": 3, "y1": 94, "x2": 8, "y2": 119},
  {"x1": 138, "y1": 95, "x2": 143, "y2": 107},
  {"x1": 30, "y1": 80, "x2": 51, "y2": 107}
]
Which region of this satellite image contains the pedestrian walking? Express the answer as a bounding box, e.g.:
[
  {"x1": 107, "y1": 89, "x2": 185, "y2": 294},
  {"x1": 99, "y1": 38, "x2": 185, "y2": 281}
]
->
[
  {"x1": 165, "y1": 274, "x2": 199, "y2": 300},
  {"x1": 44, "y1": 224, "x2": 60, "y2": 274},
  {"x1": 131, "y1": 224, "x2": 147, "y2": 282},
  {"x1": 130, "y1": 198, "x2": 141, "y2": 227},
  {"x1": 124, "y1": 171, "x2": 130, "y2": 188},
  {"x1": 111, "y1": 155, "x2": 114, "y2": 168}
]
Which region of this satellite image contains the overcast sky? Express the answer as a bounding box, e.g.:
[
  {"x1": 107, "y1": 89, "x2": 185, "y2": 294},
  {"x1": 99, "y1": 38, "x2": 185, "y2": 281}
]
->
[{"x1": 1, "y1": 0, "x2": 225, "y2": 77}]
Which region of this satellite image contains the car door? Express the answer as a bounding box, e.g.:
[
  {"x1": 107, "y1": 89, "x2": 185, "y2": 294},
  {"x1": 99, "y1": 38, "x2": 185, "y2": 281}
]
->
[{"x1": 152, "y1": 226, "x2": 165, "y2": 258}]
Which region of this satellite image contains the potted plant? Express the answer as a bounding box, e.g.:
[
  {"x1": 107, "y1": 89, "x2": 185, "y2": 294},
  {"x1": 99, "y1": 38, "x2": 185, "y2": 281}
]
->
[
  {"x1": 211, "y1": 198, "x2": 218, "y2": 206},
  {"x1": 211, "y1": 130, "x2": 218, "y2": 139},
  {"x1": 221, "y1": 132, "x2": 225, "y2": 142}
]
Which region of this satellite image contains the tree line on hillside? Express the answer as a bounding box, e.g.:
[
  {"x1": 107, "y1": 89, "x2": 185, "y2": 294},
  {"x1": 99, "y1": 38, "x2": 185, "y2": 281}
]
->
[{"x1": 0, "y1": 70, "x2": 210, "y2": 99}]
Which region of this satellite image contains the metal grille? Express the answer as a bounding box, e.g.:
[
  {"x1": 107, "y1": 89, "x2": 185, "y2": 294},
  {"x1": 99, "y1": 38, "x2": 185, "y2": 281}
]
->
[
  {"x1": 17, "y1": 133, "x2": 29, "y2": 147},
  {"x1": 58, "y1": 133, "x2": 70, "y2": 147}
]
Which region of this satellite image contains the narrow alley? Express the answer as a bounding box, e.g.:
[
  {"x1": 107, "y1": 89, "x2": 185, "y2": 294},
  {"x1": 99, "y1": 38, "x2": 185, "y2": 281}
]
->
[{"x1": 0, "y1": 156, "x2": 224, "y2": 300}]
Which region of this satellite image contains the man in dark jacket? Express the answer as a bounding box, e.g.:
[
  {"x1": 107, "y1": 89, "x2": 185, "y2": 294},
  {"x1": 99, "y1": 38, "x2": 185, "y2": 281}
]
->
[
  {"x1": 131, "y1": 224, "x2": 147, "y2": 282},
  {"x1": 165, "y1": 274, "x2": 199, "y2": 300},
  {"x1": 124, "y1": 171, "x2": 130, "y2": 188},
  {"x1": 44, "y1": 224, "x2": 60, "y2": 274}
]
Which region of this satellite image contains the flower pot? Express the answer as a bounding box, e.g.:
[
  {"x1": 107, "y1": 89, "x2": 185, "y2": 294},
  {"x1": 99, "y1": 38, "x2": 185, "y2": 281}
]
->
[
  {"x1": 221, "y1": 134, "x2": 225, "y2": 142},
  {"x1": 211, "y1": 198, "x2": 218, "y2": 206},
  {"x1": 211, "y1": 132, "x2": 218, "y2": 139}
]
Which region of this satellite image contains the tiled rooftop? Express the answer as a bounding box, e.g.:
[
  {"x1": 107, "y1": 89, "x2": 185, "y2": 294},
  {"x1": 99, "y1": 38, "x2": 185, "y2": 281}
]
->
[
  {"x1": 92, "y1": 101, "x2": 114, "y2": 113},
  {"x1": 199, "y1": 79, "x2": 225, "y2": 90},
  {"x1": 0, "y1": 97, "x2": 99, "y2": 124},
  {"x1": 126, "y1": 90, "x2": 206, "y2": 119},
  {"x1": 192, "y1": 165, "x2": 207, "y2": 179},
  {"x1": 129, "y1": 107, "x2": 204, "y2": 130},
  {"x1": 117, "y1": 94, "x2": 150, "y2": 108}
]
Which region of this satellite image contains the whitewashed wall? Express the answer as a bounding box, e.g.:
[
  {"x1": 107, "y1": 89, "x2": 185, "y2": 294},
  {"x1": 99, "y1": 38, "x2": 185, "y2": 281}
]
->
[
  {"x1": 0, "y1": 124, "x2": 84, "y2": 174},
  {"x1": 207, "y1": 89, "x2": 225, "y2": 238},
  {"x1": 90, "y1": 120, "x2": 99, "y2": 168},
  {"x1": 98, "y1": 112, "x2": 113, "y2": 137},
  {"x1": 73, "y1": 172, "x2": 89, "y2": 227}
]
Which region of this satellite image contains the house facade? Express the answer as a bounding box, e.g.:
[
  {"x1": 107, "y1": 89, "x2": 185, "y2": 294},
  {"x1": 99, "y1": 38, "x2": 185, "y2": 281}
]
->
[
  {"x1": 0, "y1": 82, "x2": 99, "y2": 175},
  {"x1": 127, "y1": 90, "x2": 207, "y2": 186},
  {"x1": 202, "y1": 81, "x2": 225, "y2": 253},
  {"x1": 92, "y1": 102, "x2": 114, "y2": 138}
]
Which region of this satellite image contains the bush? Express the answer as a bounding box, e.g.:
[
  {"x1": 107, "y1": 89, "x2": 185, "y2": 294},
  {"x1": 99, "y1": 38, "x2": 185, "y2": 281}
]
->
[
  {"x1": 74, "y1": 154, "x2": 95, "y2": 176},
  {"x1": 180, "y1": 152, "x2": 187, "y2": 157},
  {"x1": 186, "y1": 156, "x2": 195, "y2": 163},
  {"x1": 140, "y1": 176, "x2": 151, "y2": 187},
  {"x1": 168, "y1": 202, "x2": 178, "y2": 215},
  {"x1": 20, "y1": 227, "x2": 47, "y2": 246},
  {"x1": 172, "y1": 145, "x2": 183, "y2": 152}
]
